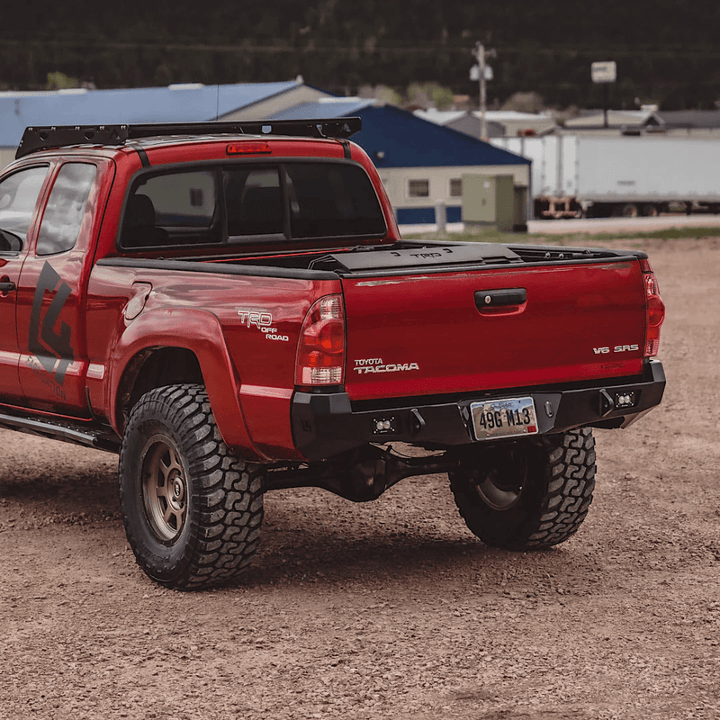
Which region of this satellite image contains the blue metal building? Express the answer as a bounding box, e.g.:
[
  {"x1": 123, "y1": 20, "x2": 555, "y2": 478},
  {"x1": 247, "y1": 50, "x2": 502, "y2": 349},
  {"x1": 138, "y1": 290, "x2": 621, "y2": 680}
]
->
[
  {"x1": 271, "y1": 99, "x2": 531, "y2": 224},
  {"x1": 0, "y1": 80, "x2": 330, "y2": 168}
]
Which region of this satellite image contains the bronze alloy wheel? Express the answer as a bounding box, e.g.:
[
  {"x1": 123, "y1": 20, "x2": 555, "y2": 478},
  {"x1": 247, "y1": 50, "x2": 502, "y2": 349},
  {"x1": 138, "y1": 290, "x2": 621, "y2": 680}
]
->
[
  {"x1": 140, "y1": 435, "x2": 188, "y2": 543},
  {"x1": 118, "y1": 384, "x2": 265, "y2": 589}
]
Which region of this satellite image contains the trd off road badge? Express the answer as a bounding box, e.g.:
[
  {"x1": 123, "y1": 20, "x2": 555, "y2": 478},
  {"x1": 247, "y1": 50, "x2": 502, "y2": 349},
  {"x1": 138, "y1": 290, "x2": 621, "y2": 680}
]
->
[
  {"x1": 236, "y1": 308, "x2": 289, "y2": 342},
  {"x1": 28, "y1": 262, "x2": 75, "y2": 387}
]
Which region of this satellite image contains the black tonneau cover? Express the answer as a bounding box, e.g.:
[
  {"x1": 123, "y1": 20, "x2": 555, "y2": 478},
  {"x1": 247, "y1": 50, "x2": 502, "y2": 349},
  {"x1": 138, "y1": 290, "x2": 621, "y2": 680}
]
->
[
  {"x1": 306, "y1": 240, "x2": 643, "y2": 277},
  {"x1": 309, "y1": 242, "x2": 522, "y2": 273}
]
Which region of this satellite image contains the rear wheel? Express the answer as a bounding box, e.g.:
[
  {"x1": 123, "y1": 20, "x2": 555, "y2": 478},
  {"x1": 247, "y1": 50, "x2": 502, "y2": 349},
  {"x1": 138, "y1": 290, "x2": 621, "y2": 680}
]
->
[
  {"x1": 642, "y1": 204, "x2": 659, "y2": 217},
  {"x1": 119, "y1": 384, "x2": 264, "y2": 590},
  {"x1": 449, "y1": 429, "x2": 596, "y2": 550}
]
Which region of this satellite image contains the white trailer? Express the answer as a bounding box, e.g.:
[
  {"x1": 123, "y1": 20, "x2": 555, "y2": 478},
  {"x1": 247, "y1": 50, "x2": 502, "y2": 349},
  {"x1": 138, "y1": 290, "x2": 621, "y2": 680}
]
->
[{"x1": 491, "y1": 135, "x2": 720, "y2": 218}]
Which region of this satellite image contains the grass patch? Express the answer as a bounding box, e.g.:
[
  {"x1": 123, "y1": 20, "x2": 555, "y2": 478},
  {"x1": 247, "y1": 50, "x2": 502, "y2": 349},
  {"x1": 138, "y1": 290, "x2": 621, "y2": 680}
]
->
[
  {"x1": 579, "y1": 225, "x2": 720, "y2": 240},
  {"x1": 403, "y1": 224, "x2": 720, "y2": 245}
]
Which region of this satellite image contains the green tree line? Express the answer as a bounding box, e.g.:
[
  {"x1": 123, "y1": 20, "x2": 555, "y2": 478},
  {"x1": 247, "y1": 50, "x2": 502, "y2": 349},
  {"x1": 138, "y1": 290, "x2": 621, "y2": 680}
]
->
[{"x1": 3, "y1": 0, "x2": 719, "y2": 110}]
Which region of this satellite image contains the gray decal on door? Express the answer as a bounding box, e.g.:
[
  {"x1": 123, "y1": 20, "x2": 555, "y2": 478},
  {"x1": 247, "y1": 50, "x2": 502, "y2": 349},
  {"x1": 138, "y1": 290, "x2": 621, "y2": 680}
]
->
[{"x1": 29, "y1": 261, "x2": 75, "y2": 386}]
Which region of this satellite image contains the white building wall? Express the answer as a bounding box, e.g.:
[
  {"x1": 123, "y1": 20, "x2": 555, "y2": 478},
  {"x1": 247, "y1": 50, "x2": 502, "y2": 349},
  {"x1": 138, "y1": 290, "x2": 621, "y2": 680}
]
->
[
  {"x1": 378, "y1": 164, "x2": 530, "y2": 211},
  {"x1": 0, "y1": 148, "x2": 16, "y2": 170}
]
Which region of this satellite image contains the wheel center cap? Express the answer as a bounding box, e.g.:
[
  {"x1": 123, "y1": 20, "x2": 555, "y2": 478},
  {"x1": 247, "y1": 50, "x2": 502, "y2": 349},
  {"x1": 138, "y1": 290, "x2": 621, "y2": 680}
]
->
[{"x1": 172, "y1": 479, "x2": 184, "y2": 500}]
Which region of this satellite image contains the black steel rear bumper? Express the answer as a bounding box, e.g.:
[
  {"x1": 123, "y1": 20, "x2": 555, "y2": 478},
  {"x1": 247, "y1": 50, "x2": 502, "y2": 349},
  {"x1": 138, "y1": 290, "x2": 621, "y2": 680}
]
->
[{"x1": 291, "y1": 360, "x2": 666, "y2": 461}]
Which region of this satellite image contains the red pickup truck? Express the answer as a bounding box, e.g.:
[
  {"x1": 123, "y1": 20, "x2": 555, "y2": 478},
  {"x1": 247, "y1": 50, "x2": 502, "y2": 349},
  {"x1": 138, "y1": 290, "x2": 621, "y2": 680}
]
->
[{"x1": 0, "y1": 119, "x2": 665, "y2": 589}]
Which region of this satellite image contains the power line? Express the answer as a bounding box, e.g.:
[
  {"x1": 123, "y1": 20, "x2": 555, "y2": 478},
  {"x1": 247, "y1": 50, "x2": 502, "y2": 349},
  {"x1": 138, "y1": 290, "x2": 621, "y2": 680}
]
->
[{"x1": 2, "y1": 36, "x2": 720, "y2": 59}]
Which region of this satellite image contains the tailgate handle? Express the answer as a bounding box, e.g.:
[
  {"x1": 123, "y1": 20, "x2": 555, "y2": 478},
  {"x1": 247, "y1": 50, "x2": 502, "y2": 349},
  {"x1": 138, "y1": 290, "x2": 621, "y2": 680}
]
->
[{"x1": 475, "y1": 288, "x2": 527, "y2": 309}]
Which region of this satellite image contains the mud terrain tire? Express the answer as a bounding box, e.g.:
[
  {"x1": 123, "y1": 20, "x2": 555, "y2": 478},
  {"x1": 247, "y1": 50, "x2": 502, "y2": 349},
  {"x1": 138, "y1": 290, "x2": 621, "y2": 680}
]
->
[
  {"x1": 118, "y1": 384, "x2": 264, "y2": 590},
  {"x1": 449, "y1": 428, "x2": 596, "y2": 550}
]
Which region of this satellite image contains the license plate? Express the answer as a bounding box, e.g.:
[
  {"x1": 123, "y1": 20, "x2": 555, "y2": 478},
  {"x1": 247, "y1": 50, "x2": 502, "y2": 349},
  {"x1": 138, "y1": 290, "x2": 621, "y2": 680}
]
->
[{"x1": 470, "y1": 396, "x2": 539, "y2": 440}]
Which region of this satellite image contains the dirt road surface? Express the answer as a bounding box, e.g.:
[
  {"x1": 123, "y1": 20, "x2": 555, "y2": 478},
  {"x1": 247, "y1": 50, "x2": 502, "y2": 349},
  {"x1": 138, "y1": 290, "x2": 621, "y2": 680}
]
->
[
  {"x1": 526, "y1": 214, "x2": 720, "y2": 236},
  {"x1": 1, "y1": 237, "x2": 718, "y2": 720}
]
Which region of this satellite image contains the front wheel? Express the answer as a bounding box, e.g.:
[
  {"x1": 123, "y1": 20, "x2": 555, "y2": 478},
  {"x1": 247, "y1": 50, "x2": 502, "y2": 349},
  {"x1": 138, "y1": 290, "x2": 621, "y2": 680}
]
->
[
  {"x1": 119, "y1": 384, "x2": 264, "y2": 590},
  {"x1": 449, "y1": 428, "x2": 596, "y2": 550}
]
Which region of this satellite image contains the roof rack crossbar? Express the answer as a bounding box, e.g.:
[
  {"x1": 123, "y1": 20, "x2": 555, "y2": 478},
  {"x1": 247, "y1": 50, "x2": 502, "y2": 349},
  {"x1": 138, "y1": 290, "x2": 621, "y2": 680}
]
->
[{"x1": 15, "y1": 118, "x2": 362, "y2": 159}]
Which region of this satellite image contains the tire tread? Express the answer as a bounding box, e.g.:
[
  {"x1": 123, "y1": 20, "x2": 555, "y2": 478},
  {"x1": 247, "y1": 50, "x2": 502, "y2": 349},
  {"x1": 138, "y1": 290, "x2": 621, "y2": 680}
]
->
[
  {"x1": 119, "y1": 383, "x2": 264, "y2": 590},
  {"x1": 450, "y1": 428, "x2": 596, "y2": 551}
]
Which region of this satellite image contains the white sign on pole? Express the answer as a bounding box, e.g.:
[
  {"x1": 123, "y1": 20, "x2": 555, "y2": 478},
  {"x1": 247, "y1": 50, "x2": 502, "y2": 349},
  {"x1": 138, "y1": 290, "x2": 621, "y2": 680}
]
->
[
  {"x1": 591, "y1": 61, "x2": 617, "y2": 84},
  {"x1": 470, "y1": 65, "x2": 493, "y2": 81}
]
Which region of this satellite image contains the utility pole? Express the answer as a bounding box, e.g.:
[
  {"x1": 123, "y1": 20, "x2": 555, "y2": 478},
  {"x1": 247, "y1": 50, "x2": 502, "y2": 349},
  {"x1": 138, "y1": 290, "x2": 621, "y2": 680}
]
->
[{"x1": 473, "y1": 42, "x2": 496, "y2": 141}]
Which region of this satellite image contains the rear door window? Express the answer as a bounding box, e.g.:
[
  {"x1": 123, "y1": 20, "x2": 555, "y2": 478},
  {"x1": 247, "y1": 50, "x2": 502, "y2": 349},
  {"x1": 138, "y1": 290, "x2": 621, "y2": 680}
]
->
[{"x1": 36, "y1": 163, "x2": 97, "y2": 255}]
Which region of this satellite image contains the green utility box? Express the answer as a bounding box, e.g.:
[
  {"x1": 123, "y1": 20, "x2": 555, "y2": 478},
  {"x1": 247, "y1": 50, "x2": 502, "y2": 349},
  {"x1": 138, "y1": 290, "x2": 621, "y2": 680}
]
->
[
  {"x1": 461, "y1": 174, "x2": 515, "y2": 232},
  {"x1": 513, "y1": 185, "x2": 528, "y2": 232}
]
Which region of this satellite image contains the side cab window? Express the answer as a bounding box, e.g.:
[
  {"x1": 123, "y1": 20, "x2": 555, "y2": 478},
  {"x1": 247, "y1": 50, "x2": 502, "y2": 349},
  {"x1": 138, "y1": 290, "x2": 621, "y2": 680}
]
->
[
  {"x1": 0, "y1": 165, "x2": 49, "y2": 252},
  {"x1": 36, "y1": 163, "x2": 97, "y2": 256}
]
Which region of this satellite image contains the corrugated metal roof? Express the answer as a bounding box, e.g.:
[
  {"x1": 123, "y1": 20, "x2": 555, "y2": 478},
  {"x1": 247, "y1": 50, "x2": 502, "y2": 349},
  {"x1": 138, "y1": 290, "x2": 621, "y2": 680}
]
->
[
  {"x1": 0, "y1": 81, "x2": 299, "y2": 147},
  {"x1": 415, "y1": 109, "x2": 554, "y2": 125},
  {"x1": 272, "y1": 102, "x2": 530, "y2": 168},
  {"x1": 564, "y1": 110, "x2": 653, "y2": 128},
  {"x1": 413, "y1": 109, "x2": 468, "y2": 125},
  {"x1": 478, "y1": 110, "x2": 553, "y2": 122},
  {"x1": 654, "y1": 110, "x2": 720, "y2": 129},
  {"x1": 271, "y1": 97, "x2": 376, "y2": 119}
]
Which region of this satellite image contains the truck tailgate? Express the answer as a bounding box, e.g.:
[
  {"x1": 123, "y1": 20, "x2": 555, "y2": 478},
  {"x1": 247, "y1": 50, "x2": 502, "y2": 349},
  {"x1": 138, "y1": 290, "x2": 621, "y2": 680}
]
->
[{"x1": 342, "y1": 259, "x2": 646, "y2": 402}]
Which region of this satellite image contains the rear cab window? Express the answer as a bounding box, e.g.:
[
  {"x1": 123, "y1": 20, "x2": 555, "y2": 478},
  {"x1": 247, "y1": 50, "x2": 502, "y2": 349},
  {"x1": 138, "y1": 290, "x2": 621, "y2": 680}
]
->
[{"x1": 118, "y1": 160, "x2": 386, "y2": 252}]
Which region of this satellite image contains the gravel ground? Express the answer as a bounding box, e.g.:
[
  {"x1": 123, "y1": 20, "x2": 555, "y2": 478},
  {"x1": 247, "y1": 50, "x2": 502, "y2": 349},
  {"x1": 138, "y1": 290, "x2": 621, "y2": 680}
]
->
[{"x1": 1, "y1": 237, "x2": 718, "y2": 720}]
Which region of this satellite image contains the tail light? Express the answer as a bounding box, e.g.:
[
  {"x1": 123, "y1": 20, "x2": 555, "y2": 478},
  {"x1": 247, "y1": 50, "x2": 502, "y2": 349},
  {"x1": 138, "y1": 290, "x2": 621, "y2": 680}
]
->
[
  {"x1": 640, "y1": 259, "x2": 665, "y2": 357},
  {"x1": 295, "y1": 295, "x2": 345, "y2": 386}
]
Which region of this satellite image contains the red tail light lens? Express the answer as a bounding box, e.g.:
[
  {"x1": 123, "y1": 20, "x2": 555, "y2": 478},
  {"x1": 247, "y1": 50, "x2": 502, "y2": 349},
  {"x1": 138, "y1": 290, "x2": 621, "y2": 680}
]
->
[
  {"x1": 643, "y1": 265, "x2": 665, "y2": 357},
  {"x1": 295, "y1": 295, "x2": 345, "y2": 386}
]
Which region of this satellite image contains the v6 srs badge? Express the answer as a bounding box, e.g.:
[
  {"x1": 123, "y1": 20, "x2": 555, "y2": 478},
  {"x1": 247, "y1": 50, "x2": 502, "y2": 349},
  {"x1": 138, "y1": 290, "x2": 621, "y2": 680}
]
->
[{"x1": 593, "y1": 343, "x2": 640, "y2": 355}]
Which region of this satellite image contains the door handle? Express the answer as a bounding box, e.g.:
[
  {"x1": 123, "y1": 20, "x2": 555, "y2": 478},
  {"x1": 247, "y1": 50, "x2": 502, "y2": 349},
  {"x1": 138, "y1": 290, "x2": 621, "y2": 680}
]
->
[
  {"x1": 475, "y1": 288, "x2": 527, "y2": 309},
  {"x1": 0, "y1": 280, "x2": 16, "y2": 294}
]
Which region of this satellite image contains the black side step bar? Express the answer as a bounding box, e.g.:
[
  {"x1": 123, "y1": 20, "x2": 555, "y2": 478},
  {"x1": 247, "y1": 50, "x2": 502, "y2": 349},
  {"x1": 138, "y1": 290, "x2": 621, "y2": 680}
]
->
[{"x1": 0, "y1": 412, "x2": 120, "y2": 452}]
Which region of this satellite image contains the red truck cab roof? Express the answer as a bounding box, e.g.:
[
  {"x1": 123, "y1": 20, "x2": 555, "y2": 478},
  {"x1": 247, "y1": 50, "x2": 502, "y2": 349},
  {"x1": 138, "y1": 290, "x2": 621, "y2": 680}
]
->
[{"x1": 11, "y1": 119, "x2": 401, "y2": 260}]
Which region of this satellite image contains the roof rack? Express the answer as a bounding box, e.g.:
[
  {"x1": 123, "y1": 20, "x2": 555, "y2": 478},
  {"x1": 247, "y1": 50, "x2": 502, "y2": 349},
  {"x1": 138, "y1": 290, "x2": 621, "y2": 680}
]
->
[{"x1": 15, "y1": 117, "x2": 362, "y2": 159}]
